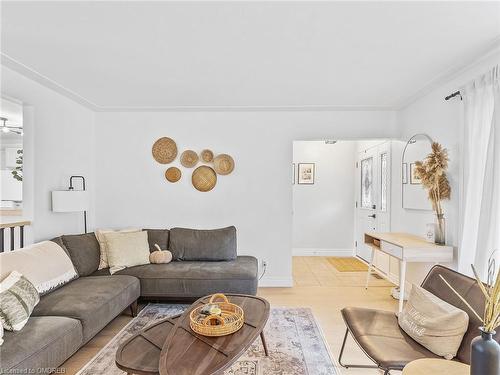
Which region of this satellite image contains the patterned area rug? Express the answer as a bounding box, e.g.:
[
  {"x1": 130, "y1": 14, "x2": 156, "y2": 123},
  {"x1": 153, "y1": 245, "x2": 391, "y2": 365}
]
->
[{"x1": 77, "y1": 304, "x2": 340, "y2": 375}]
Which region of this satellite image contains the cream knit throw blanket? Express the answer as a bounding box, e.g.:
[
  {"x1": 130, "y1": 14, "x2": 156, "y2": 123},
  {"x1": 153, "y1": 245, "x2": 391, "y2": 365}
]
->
[{"x1": 0, "y1": 241, "x2": 78, "y2": 295}]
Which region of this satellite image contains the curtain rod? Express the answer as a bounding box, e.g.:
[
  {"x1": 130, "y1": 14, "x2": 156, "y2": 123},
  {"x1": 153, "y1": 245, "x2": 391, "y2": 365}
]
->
[{"x1": 445, "y1": 90, "x2": 462, "y2": 101}]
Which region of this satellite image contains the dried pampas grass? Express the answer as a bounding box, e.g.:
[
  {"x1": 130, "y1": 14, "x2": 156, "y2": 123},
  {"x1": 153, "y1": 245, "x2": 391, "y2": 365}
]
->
[{"x1": 414, "y1": 142, "x2": 451, "y2": 215}]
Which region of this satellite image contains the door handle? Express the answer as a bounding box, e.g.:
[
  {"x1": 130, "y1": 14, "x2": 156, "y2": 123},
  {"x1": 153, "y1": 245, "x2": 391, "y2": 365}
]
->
[
  {"x1": 368, "y1": 214, "x2": 376, "y2": 218},
  {"x1": 372, "y1": 204, "x2": 376, "y2": 209}
]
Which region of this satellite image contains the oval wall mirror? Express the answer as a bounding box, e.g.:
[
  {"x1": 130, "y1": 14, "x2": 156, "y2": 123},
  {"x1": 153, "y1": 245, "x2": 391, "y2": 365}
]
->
[{"x1": 401, "y1": 133, "x2": 433, "y2": 210}]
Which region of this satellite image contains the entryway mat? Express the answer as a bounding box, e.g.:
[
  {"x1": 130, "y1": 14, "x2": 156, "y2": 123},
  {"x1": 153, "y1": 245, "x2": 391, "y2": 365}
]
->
[{"x1": 327, "y1": 257, "x2": 368, "y2": 272}]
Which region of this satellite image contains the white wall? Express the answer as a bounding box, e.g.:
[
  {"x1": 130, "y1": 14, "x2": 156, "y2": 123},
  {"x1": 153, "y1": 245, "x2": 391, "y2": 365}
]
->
[
  {"x1": 292, "y1": 140, "x2": 356, "y2": 255},
  {"x1": 395, "y1": 51, "x2": 500, "y2": 283},
  {"x1": 94, "y1": 111, "x2": 396, "y2": 286},
  {"x1": 1, "y1": 66, "x2": 96, "y2": 242}
]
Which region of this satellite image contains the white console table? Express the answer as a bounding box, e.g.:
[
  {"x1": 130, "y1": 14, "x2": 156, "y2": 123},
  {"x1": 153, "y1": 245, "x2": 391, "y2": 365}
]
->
[{"x1": 364, "y1": 232, "x2": 454, "y2": 313}]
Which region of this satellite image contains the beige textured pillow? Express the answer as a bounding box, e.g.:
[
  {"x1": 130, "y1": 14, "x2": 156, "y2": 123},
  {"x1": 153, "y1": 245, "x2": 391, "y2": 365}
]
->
[
  {"x1": 0, "y1": 271, "x2": 40, "y2": 331},
  {"x1": 398, "y1": 284, "x2": 469, "y2": 359},
  {"x1": 104, "y1": 231, "x2": 150, "y2": 274},
  {"x1": 95, "y1": 228, "x2": 140, "y2": 269}
]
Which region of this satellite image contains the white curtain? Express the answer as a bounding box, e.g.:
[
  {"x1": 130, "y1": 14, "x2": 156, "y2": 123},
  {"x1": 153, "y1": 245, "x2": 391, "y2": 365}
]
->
[{"x1": 459, "y1": 65, "x2": 500, "y2": 280}]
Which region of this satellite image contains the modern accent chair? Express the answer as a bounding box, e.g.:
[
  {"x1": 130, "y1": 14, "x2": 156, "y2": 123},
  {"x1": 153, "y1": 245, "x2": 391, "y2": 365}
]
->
[{"x1": 339, "y1": 265, "x2": 500, "y2": 374}]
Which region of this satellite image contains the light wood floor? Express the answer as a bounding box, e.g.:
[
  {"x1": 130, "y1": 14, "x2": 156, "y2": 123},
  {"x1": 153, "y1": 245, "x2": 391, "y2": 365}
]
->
[{"x1": 61, "y1": 257, "x2": 397, "y2": 374}]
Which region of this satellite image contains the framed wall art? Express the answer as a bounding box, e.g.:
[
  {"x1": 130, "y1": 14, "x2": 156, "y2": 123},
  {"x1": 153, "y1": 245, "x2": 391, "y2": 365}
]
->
[
  {"x1": 410, "y1": 163, "x2": 422, "y2": 184},
  {"x1": 298, "y1": 163, "x2": 315, "y2": 185}
]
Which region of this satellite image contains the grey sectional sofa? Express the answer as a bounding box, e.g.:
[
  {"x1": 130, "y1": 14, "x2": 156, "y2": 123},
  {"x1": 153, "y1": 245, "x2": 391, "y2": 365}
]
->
[{"x1": 1, "y1": 226, "x2": 258, "y2": 373}]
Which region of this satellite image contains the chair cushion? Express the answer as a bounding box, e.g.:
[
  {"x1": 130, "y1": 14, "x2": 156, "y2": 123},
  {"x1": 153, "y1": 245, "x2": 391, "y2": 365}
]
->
[
  {"x1": 341, "y1": 307, "x2": 440, "y2": 370},
  {"x1": 62, "y1": 233, "x2": 101, "y2": 276},
  {"x1": 169, "y1": 226, "x2": 237, "y2": 261},
  {"x1": 398, "y1": 285, "x2": 468, "y2": 359},
  {"x1": 144, "y1": 228, "x2": 169, "y2": 252},
  {"x1": 32, "y1": 275, "x2": 140, "y2": 342},
  {"x1": 0, "y1": 316, "x2": 82, "y2": 372},
  {"x1": 93, "y1": 256, "x2": 258, "y2": 298}
]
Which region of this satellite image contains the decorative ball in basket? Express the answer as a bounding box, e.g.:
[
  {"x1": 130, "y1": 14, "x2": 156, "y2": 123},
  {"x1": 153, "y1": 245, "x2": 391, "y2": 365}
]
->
[{"x1": 190, "y1": 293, "x2": 244, "y2": 337}]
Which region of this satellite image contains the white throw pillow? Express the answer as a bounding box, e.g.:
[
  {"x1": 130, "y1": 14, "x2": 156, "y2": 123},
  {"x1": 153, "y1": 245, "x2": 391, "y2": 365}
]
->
[
  {"x1": 104, "y1": 231, "x2": 150, "y2": 274},
  {"x1": 0, "y1": 241, "x2": 78, "y2": 295},
  {"x1": 0, "y1": 271, "x2": 40, "y2": 331},
  {"x1": 398, "y1": 284, "x2": 469, "y2": 359},
  {"x1": 95, "y1": 228, "x2": 140, "y2": 269}
]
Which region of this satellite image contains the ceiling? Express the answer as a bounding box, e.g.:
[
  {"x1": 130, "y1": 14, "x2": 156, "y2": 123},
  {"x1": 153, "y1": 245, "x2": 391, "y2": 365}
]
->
[{"x1": 1, "y1": 1, "x2": 499, "y2": 111}]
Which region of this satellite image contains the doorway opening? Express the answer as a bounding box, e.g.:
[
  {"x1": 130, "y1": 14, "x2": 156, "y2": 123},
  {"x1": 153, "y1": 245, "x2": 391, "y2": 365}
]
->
[{"x1": 291, "y1": 139, "x2": 399, "y2": 287}]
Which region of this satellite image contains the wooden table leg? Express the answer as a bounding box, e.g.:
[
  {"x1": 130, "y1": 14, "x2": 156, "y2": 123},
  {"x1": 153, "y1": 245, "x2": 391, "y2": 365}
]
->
[
  {"x1": 365, "y1": 247, "x2": 375, "y2": 290},
  {"x1": 260, "y1": 331, "x2": 269, "y2": 357},
  {"x1": 399, "y1": 260, "x2": 407, "y2": 313}
]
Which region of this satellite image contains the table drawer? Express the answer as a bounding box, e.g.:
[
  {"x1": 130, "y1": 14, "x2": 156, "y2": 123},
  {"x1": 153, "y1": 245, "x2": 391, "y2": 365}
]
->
[{"x1": 381, "y1": 240, "x2": 403, "y2": 259}]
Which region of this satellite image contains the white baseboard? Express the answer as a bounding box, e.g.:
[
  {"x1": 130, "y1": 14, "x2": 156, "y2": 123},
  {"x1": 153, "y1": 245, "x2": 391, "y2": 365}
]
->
[
  {"x1": 292, "y1": 248, "x2": 354, "y2": 257},
  {"x1": 259, "y1": 276, "x2": 294, "y2": 288}
]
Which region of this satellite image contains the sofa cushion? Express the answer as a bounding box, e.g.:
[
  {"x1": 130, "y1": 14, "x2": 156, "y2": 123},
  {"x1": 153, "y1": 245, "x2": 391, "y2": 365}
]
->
[
  {"x1": 169, "y1": 226, "x2": 237, "y2": 261},
  {"x1": 32, "y1": 275, "x2": 140, "y2": 342},
  {"x1": 0, "y1": 316, "x2": 82, "y2": 372},
  {"x1": 144, "y1": 228, "x2": 170, "y2": 252},
  {"x1": 95, "y1": 256, "x2": 258, "y2": 298},
  {"x1": 62, "y1": 233, "x2": 100, "y2": 276},
  {"x1": 341, "y1": 307, "x2": 439, "y2": 370}
]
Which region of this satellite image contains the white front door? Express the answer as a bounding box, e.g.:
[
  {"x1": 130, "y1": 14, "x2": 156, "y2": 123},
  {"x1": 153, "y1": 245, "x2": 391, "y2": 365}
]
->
[{"x1": 355, "y1": 141, "x2": 391, "y2": 262}]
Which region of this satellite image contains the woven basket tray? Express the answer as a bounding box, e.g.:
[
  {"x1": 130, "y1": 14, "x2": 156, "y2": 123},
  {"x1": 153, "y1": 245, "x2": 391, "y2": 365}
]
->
[{"x1": 189, "y1": 294, "x2": 244, "y2": 337}]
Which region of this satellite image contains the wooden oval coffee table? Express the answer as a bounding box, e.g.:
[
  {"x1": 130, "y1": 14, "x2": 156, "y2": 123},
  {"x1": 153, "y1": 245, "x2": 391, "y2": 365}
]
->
[
  {"x1": 115, "y1": 294, "x2": 270, "y2": 375},
  {"x1": 160, "y1": 294, "x2": 270, "y2": 375},
  {"x1": 116, "y1": 315, "x2": 181, "y2": 375}
]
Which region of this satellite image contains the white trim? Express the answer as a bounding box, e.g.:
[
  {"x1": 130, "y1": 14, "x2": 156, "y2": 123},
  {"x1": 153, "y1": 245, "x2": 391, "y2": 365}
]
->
[
  {"x1": 258, "y1": 276, "x2": 294, "y2": 288},
  {"x1": 1, "y1": 53, "x2": 101, "y2": 111},
  {"x1": 292, "y1": 248, "x2": 354, "y2": 257}
]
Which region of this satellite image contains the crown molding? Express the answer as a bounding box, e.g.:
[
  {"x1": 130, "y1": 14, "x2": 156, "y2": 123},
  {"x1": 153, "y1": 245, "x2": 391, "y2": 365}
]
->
[
  {"x1": 1, "y1": 52, "x2": 395, "y2": 112},
  {"x1": 1, "y1": 53, "x2": 101, "y2": 111},
  {"x1": 95, "y1": 104, "x2": 395, "y2": 112},
  {"x1": 395, "y1": 38, "x2": 500, "y2": 110}
]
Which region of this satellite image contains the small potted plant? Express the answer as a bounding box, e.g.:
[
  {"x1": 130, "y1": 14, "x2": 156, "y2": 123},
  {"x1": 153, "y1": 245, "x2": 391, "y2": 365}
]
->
[
  {"x1": 414, "y1": 142, "x2": 450, "y2": 245},
  {"x1": 440, "y1": 257, "x2": 499, "y2": 375}
]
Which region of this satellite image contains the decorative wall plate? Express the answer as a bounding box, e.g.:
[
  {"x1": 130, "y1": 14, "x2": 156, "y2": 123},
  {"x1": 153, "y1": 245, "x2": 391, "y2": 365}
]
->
[
  {"x1": 165, "y1": 167, "x2": 181, "y2": 183},
  {"x1": 213, "y1": 154, "x2": 235, "y2": 175},
  {"x1": 180, "y1": 150, "x2": 199, "y2": 168},
  {"x1": 152, "y1": 137, "x2": 177, "y2": 164},
  {"x1": 192, "y1": 166, "x2": 217, "y2": 192},
  {"x1": 200, "y1": 149, "x2": 214, "y2": 163}
]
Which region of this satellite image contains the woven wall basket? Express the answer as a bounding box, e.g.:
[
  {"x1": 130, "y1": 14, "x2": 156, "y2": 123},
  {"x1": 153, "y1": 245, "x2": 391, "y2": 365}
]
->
[
  {"x1": 165, "y1": 167, "x2": 181, "y2": 183},
  {"x1": 192, "y1": 166, "x2": 217, "y2": 192},
  {"x1": 200, "y1": 149, "x2": 214, "y2": 163},
  {"x1": 213, "y1": 154, "x2": 235, "y2": 175},
  {"x1": 152, "y1": 137, "x2": 177, "y2": 164},
  {"x1": 181, "y1": 150, "x2": 199, "y2": 168}
]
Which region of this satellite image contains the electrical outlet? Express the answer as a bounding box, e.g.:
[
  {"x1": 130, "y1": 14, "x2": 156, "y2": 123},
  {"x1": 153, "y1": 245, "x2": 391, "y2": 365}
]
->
[{"x1": 261, "y1": 260, "x2": 267, "y2": 268}]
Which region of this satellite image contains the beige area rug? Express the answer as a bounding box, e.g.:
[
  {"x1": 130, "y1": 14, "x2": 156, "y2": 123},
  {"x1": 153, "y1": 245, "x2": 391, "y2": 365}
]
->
[
  {"x1": 327, "y1": 257, "x2": 368, "y2": 272},
  {"x1": 77, "y1": 304, "x2": 340, "y2": 375}
]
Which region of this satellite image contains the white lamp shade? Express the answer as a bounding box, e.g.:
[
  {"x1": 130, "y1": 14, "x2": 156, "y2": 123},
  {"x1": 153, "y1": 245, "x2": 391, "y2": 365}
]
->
[{"x1": 52, "y1": 190, "x2": 90, "y2": 212}]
